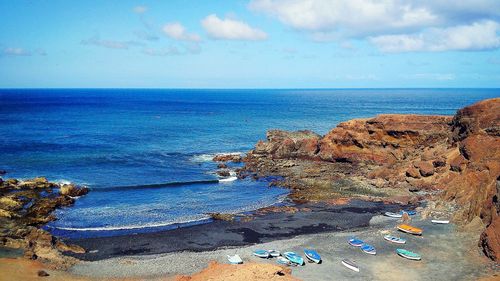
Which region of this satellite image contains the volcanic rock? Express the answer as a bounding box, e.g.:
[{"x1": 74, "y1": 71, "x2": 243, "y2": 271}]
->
[{"x1": 243, "y1": 97, "x2": 500, "y2": 261}]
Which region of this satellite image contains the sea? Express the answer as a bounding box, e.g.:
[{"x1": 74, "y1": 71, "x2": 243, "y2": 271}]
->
[{"x1": 0, "y1": 88, "x2": 497, "y2": 238}]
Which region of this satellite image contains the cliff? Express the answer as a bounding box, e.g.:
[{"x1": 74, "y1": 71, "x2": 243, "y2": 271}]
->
[{"x1": 242, "y1": 98, "x2": 500, "y2": 261}]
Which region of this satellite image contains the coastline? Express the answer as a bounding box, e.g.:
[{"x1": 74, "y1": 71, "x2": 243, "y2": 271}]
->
[
  {"x1": 1, "y1": 97, "x2": 498, "y2": 280},
  {"x1": 68, "y1": 215, "x2": 497, "y2": 281},
  {"x1": 64, "y1": 200, "x2": 402, "y2": 261}
]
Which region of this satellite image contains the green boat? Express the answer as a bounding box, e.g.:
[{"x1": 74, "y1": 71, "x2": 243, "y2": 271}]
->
[{"x1": 396, "y1": 249, "x2": 421, "y2": 260}]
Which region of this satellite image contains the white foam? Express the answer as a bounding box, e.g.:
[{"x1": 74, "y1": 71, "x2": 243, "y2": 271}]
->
[
  {"x1": 54, "y1": 216, "x2": 210, "y2": 232},
  {"x1": 190, "y1": 152, "x2": 243, "y2": 163},
  {"x1": 218, "y1": 176, "x2": 238, "y2": 183}
]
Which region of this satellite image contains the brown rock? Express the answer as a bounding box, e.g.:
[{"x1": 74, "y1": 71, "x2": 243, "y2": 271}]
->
[
  {"x1": 319, "y1": 114, "x2": 452, "y2": 164},
  {"x1": 59, "y1": 184, "x2": 89, "y2": 197},
  {"x1": 449, "y1": 153, "x2": 467, "y2": 172},
  {"x1": 406, "y1": 167, "x2": 421, "y2": 179},
  {"x1": 216, "y1": 170, "x2": 230, "y2": 177},
  {"x1": 37, "y1": 270, "x2": 50, "y2": 277},
  {"x1": 213, "y1": 154, "x2": 242, "y2": 163},
  {"x1": 414, "y1": 161, "x2": 434, "y2": 177},
  {"x1": 480, "y1": 213, "x2": 500, "y2": 261},
  {"x1": 217, "y1": 163, "x2": 227, "y2": 169},
  {"x1": 253, "y1": 130, "x2": 320, "y2": 159}
]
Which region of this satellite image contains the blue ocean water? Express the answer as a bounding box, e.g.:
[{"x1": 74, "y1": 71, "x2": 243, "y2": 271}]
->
[{"x1": 0, "y1": 88, "x2": 498, "y2": 238}]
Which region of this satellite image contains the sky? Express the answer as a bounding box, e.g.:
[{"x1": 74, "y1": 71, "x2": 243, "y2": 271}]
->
[{"x1": 1, "y1": 0, "x2": 500, "y2": 88}]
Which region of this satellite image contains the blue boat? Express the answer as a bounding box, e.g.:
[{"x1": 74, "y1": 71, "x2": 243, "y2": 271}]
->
[
  {"x1": 283, "y1": 252, "x2": 304, "y2": 266},
  {"x1": 401, "y1": 210, "x2": 416, "y2": 216},
  {"x1": 348, "y1": 237, "x2": 364, "y2": 247},
  {"x1": 304, "y1": 249, "x2": 321, "y2": 263},
  {"x1": 253, "y1": 249, "x2": 270, "y2": 258},
  {"x1": 360, "y1": 244, "x2": 376, "y2": 255}
]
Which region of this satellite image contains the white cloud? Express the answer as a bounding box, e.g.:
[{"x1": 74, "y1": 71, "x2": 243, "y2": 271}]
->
[
  {"x1": 370, "y1": 20, "x2": 500, "y2": 52},
  {"x1": 81, "y1": 36, "x2": 144, "y2": 49},
  {"x1": 163, "y1": 22, "x2": 201, "y2": 42},
  {"x1": 2, "y1": 47, "x2": 32, "y2": 56},
  {"x1": 249, "y1": 0, "x2": 438, "y2": 37},
  {"x1": 133, "y1": 6, "x2": 148, "y2": 14},
  {"x1": 201, "y1": 14, "x2": 268, "y2": 41},
  {"x1": 1, "y1": 47, "x2": 46, "y2": 57},
  {"x1": 249, "y1": 0, "x2": 500, "y2": 51}
]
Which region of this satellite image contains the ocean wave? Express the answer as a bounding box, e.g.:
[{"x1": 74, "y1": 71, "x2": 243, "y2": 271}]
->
[
  {"x1": 93, "y1": 179, "x2": 220, "y2": 192},
  {"x1": 53, "y1": 216, "x2": 211, "y2": 232},
  {"x1": 218, "y1": 176, "x2": 238, "y2": 182}
]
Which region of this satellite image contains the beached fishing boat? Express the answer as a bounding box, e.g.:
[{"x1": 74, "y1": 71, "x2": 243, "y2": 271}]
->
[
  {"x1": 396, "y1": 249, "x2": 421, "y2": 260},
  {"x1": 403, "y1": 210, "x2": 417, "y2": 216},
  {"x1": 341, "y1": 259, "x2": 359, "y2": 272},
  {"x1": 283, "y1": 252, "x2": 304, "y2": 266},
  {"x1": 348, "y1": 237, "x2": 364, "y2": 247},
  {"x1": 383, "y1": 234, "x2": 406, "y2": 244},
  {"x1": 360, "y1": 244, "x2": 376, "y2": 255},
  {"x1": 397, "y1": 224, "x2": 423, "y2": 235},
  {"x1": 431, "y1": 219, "x2": 450, "y2": 224},
  {"x1": 227, "y1": 254, "x2": 243, "y2": 264},
  {"x1": 384, "y1": 211, "x2": 402, "y2": 218},
  {"x1": 304, "y1": 249, "x2": 321, "y2": 263},
  {"x1": 276, "y1": 256, "x2": 292, "y2": 266},
  {"x1": 253, "y1": 249, "x2": 270, "y2": 258},
  {"x1": 268, "y1": 250, "x2": 281, "y2": 257}
]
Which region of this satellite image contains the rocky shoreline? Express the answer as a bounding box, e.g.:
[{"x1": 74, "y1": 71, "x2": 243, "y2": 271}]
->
[
  {"x1": 234, "y1": 97, "x2": 499, "y2": 261},
  {"x1": 0, "y1": 177, "x2": 89, "y2": 269}
]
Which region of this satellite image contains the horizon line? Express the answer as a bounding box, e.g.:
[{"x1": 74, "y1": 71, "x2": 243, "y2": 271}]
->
[{"x1": 1, "y1": 87, "x2": 499, "y2": 90}]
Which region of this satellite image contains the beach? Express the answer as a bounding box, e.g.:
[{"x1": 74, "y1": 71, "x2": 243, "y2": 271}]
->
[{"x1": 54, "y1": 215, "x2": 498, "y2": 280}]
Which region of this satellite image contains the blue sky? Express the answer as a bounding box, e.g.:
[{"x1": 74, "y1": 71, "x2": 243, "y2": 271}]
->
[{"x1": 1, "y1": 0, "x2": 500, "y2": 88}]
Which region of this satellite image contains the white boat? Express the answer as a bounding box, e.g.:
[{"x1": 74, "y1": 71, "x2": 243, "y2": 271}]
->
[
  {"x1": 268, "y1": 250, "x2": 280, "y2": 257},
  {"x1": 342, "y1": 259, "x2": 359, "y2": 272},
  {"x1": 384, "y1": 234, "x2": 406, "y2": 244},
  {"x1": 227, "y1": 254, "x2": 243, "y2": 264},
  {"x1": 253, "y1": 249, "x2": 270, "y2": 258},
  {"x1": 384, "y1": 211, "x2": 402, "y2": 218},
  {"x1": 431, "y1": 219, "x2": 450, "y2": 224},
  {"x1": 276, "y1": 256, "x2": 292, "y2": 266}
]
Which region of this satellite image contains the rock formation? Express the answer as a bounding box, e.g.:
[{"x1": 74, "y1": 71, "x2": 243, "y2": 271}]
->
[
  {"x1": 243, "y1": 98, "x2": 500, "y2": 261},
  {"x1": 0, "y1": 177, "x2": 89, "y2": 269}
]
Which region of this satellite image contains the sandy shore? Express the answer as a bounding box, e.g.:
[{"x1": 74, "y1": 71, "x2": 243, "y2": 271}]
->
[{"x1": 65, "y1": 215, "x2": 498, "y2": 281}]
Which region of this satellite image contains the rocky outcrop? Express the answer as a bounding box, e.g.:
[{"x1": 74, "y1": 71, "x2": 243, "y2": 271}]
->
[
  {"x1": 0, "y1": 178, "x2": 89, "y2": 269},
  {"x1": 253, "y1": 130, "x2": 321, "y2": 159},
  {"x1": 174, "y1": 261, "x2": 300, "y2": 281},
  {"x1": 243, "y1": 98, "x2": 500, "y2": 261}
]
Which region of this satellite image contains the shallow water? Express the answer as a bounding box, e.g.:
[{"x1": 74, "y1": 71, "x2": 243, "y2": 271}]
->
[{"x1": 0, "y1": 88, "x2": 498, "y2": 237}]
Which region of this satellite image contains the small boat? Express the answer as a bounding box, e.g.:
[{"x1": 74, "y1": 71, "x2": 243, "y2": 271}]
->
[
  {"x1": 384, "y1": 212, "x2": 402, "y2": 218},
  {"x1": 341, "y1": 259, "x2": 359, "y2": 272},
  {"x1": 383, "y1": 234, "x2": 406, "y2": 244},
  {"x1": 283, "y1": 252, "x2": 304, "y2": 266},
  {"x1": 431, "y1": 219, "x2": 450, "y2": 224},
  {"x1": 227, "y1": 254, "x2": 243, "y2": 264},
  {"x1": 396, "y1": 249, "x2": 421, "y2": 260},
  {"x1": 268, "y1": 250, "x2": 281, "y2": 257},
  {"x1": 397, "y1": 224, "x2": 423, "y2": 235},
  {"x1": 360, "y1": 244, "x2": 376, "y2": 255},
  {"x1": 276, "y1": 256, "x2": 292, "y2": 266},
  {"x1": 402, "y1": 210, "x2": 417, "y2": 216},
  {"x1": 253, "y1": 249, "x2": 270, "y2": 258},
  {"x1": 348, "y1": 237, "x2": 364, "y2": 247},
  {"x1": 304, "y1": 249, "x2": 321, "y2": 263}
]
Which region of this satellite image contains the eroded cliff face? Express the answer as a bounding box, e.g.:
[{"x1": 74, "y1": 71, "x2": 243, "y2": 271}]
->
[{"x1": 242, "y1": 97, "x2": 500, "y2": 261}]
